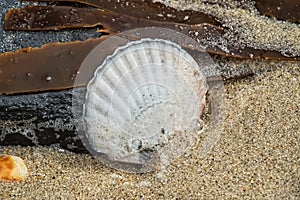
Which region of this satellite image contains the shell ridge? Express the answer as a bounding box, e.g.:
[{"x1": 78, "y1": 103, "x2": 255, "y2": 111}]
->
[
  {"x1": 123, "y1": 52, "x2": 146, "y2": 116},
  {"x1": 133, "y1": 47, "x2": 152, "y2": 109},
  {"x1": 86, "y1": 92, "x2": 110, "y2": 120},
  {"x1": 142, "y1": 43, "x2": 161, "y2": 105}
]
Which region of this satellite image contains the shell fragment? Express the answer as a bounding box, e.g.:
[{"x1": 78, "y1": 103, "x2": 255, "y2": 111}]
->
[{"x1": 0, "y1": 155, "x2": 28, "y2": 181}]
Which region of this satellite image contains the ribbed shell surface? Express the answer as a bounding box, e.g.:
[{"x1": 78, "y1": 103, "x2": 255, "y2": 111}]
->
[{"x1": 83, "y1": 39, "x2": 208, "y2": 169}]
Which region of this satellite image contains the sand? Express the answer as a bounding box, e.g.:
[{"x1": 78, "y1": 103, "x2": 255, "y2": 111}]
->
[
  {"x1": 0, "y1": 62, "x2": 299, "y2": 199},
  {"x1": 0, "y1": 0, "x2": 299, "y2": 199}
]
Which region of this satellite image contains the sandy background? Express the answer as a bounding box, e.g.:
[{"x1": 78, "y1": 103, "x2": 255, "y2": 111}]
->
[
  {"x1": 1, "y1": 63, "x2": 299, "y2": 199},
  {"x1": 1, "y1": 0, "x2": 299, "y2": 199}
]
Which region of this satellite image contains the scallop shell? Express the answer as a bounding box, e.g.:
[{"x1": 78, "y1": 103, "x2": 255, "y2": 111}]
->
[{"x1": 83, "y1": 38, "x2": 208, "y2": 172}]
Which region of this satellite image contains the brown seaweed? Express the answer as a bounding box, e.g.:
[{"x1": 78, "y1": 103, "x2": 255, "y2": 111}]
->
[
  {"x1": 4, "y1": 6, "x2": 299, "y2": 61},
  {"x1": 254, "y1": 0, "x2": 300, "y2": 23},
  {"x1": 0, "y1": 37, "x2": 108, "y2": 95},
  {"x1": 5, "y1": 6, "x2": 105, "y2": 30},
  {"x1": 4, "y1": 5, "x2": 221, "y2": 34},
  {"x1": 22, "y1": 0, "x2": 219, "y2": 25}
]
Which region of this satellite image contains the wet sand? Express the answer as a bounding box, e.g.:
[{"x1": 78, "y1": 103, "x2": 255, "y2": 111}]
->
[{"x1": 1, "y1": 0, "x2": 299, "y2": 199}]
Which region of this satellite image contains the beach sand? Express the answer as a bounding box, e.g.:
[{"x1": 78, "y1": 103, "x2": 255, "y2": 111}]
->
[
  {"x1": 0, "y1": 0, "x2": 299, "y2": 199},
  {"x1": 1, "y1": 62, "x2": 299, "y2": 199}
]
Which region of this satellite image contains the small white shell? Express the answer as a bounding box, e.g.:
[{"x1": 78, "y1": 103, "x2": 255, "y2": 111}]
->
[{"x1": 83, "y1": 39, "x2": 208, "y2": 172}]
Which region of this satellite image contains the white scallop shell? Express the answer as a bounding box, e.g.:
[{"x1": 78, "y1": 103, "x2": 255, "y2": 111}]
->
[{"x1": 83, "y1": 38, "x2": 208, "y2": 171}]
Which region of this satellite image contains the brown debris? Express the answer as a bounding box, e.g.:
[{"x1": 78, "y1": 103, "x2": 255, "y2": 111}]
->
[
  {"x1": 4, "y1": 6, "x2": 299, "y2": 58},
  {"x1": 4, "y1": 5, "x2": 219, "y2": 33},
  {"x1": 0, "y1": 155, "x2": 28, "y2": 181},
  {"x1": 0, "y1": 37, "x2": 107, "y2": 94},
  {"x1": 254, "y1": 0, "x2": 300, "y2": 23},
  {"x1": 22, "y1": 0, "x2": 219, "y2": 25},
  {"x1": 5, "y1": 6, "x2": 105, "y2": 30}
]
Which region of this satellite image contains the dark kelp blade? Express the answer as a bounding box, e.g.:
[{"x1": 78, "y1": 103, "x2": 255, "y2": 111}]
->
[
  {"x1": 254, "y1": 0, "x2": 300, "y2": 23},
  {"x1": 5, "y1": 5, "x2": 218, "y2": 33},
  {"x1": 4, "y1": 6, "x2": 225, "y2": 52},
  {"x1": 4, "y1": 6, "x2": 105, "y2": 30},
  {"x1": 5, "y1": 6, "x2": 300, "y2": 62},
  {"x1": 4, "y1": 5, "x2": 223, "y2": 40},
  {"x1": 22, "y1": 0, "x2": 219, "y2": 25},
  {"x1": 0, "y1": 37, "x2": 108, "y2": 95}
]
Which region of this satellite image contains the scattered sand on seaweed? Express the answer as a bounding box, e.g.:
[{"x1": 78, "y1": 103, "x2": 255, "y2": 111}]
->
[{"x1": 158, "y1": 0, "x2": 300, "y2": 57}]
